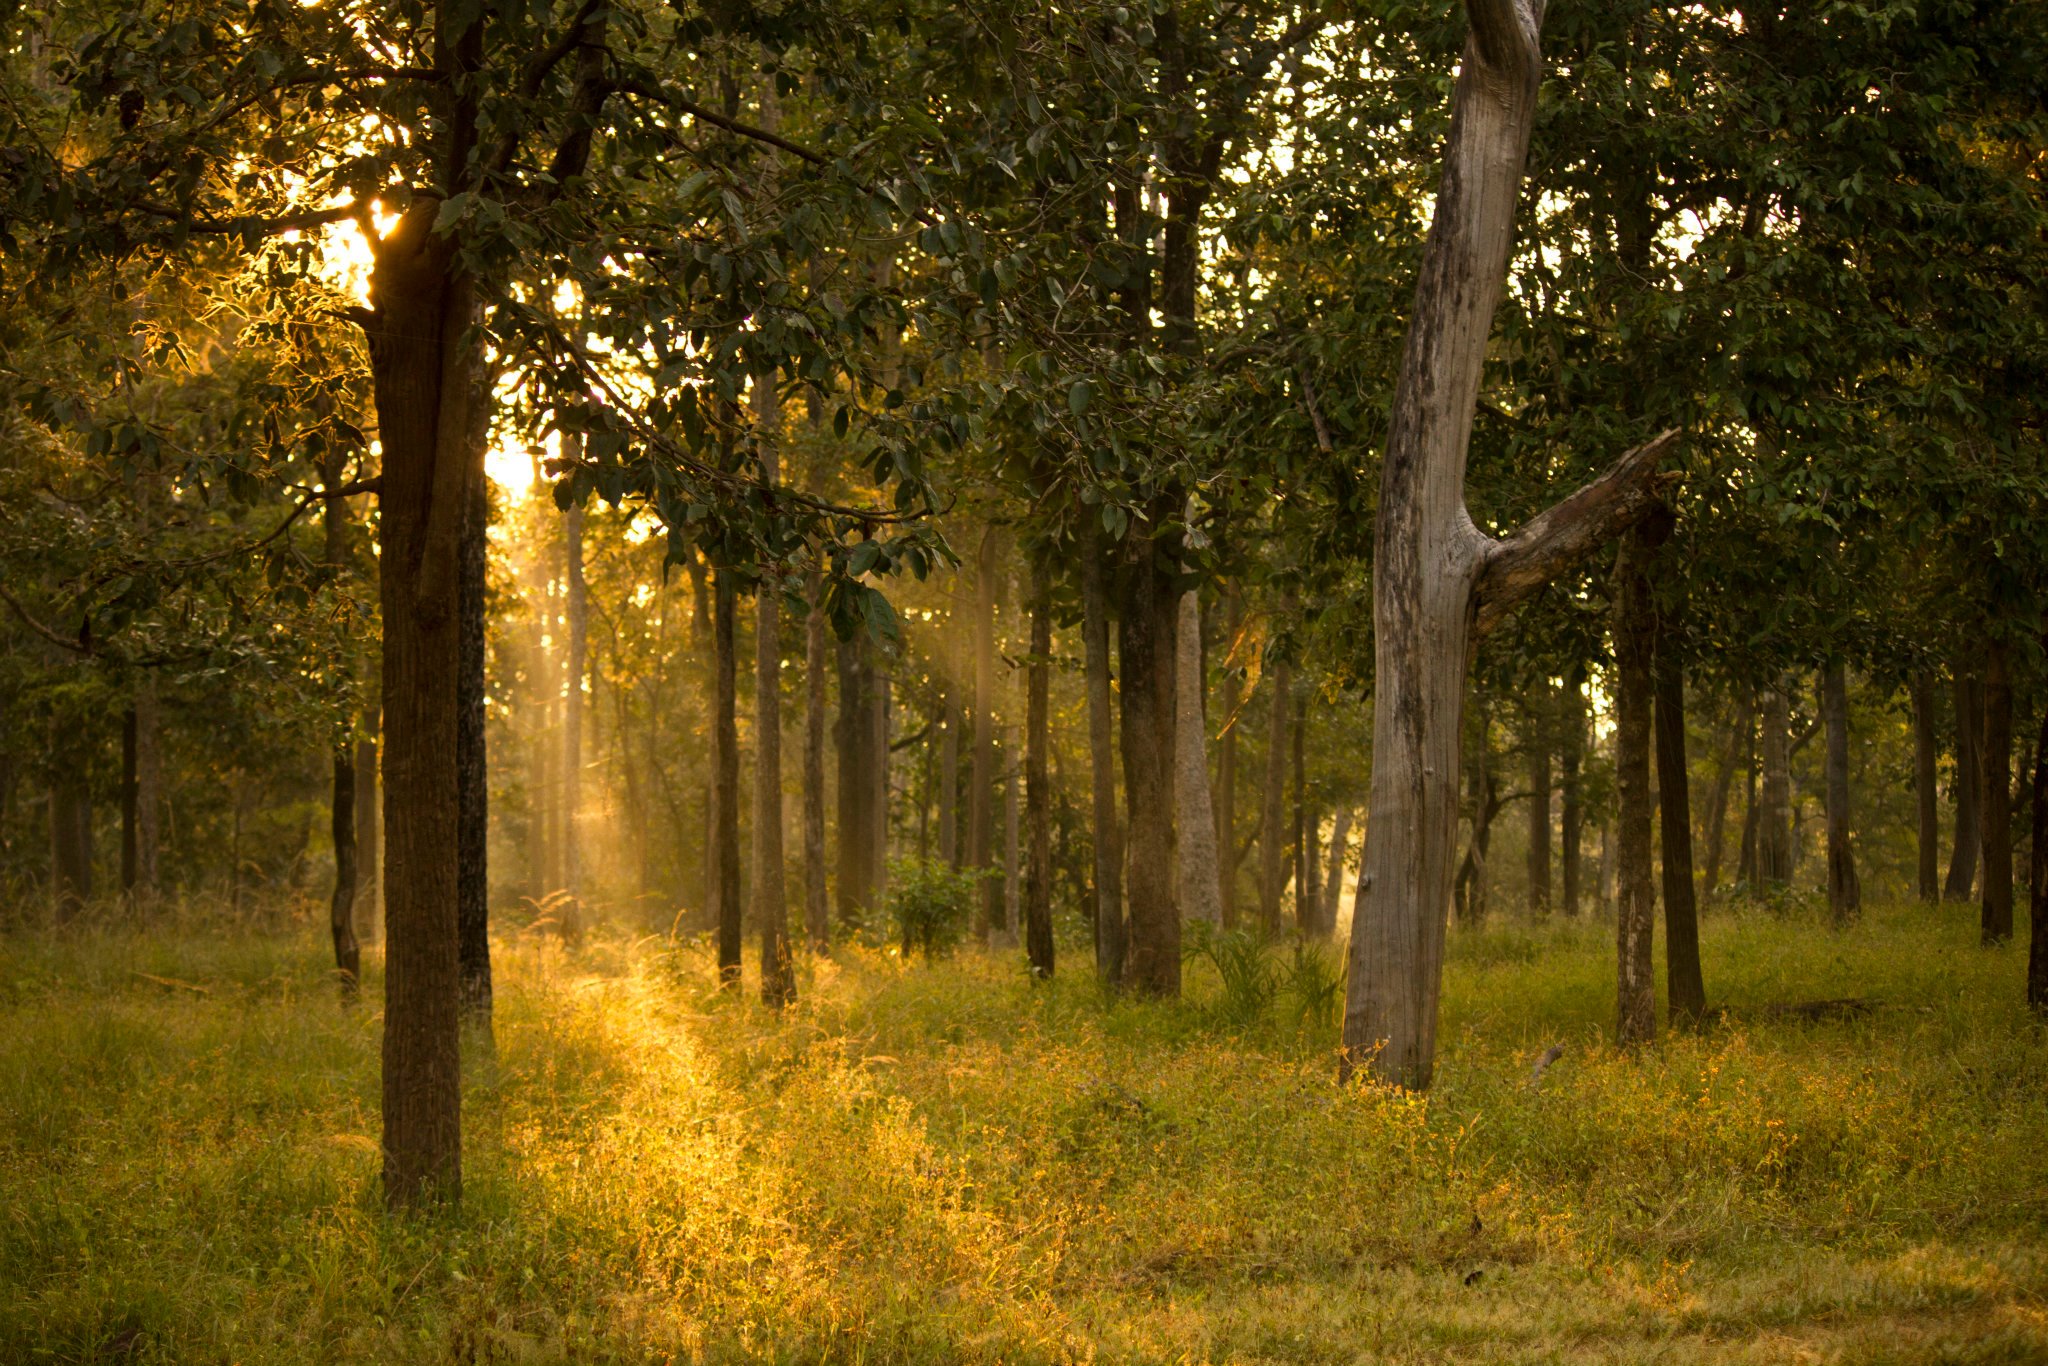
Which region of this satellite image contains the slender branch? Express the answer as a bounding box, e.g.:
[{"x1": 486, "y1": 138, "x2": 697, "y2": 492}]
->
[
  {"x1": 1470, "y1": 429, "x2": 1681, "y2": 640},
  {"x1": 132, "y1": 200, "x2": 361, "y2": 238},
  {"x1": 0, "y1": 584, "x2": 90, "y2": 654}
]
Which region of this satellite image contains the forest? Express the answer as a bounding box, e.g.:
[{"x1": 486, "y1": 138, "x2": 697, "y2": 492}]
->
[{"x1": 3, "y1": 0, "x2": 2046, "y2": 1361}]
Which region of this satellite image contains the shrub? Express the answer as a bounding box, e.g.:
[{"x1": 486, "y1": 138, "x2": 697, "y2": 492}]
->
[{"x1": 883, "y1": 858, "x2": 984, "y2": 960}]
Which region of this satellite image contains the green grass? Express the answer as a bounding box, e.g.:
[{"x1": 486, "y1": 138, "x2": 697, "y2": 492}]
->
[{"x1": 2, "y1": 898, "x2": 2044, "y2": 1364}]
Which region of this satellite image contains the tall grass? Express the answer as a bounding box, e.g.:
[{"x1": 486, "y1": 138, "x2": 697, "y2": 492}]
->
[{"x1": 1, "y1": 897, "x2": 2042, "y2": 1363}]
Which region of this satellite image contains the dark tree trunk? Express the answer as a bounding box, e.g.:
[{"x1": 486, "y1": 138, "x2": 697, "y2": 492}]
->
[
  {"x1": 753, "y1": 392, "x2": 792, "y2": 1006},
  {"x1": 1758, "y1": 682, "x2": 1794, "y2": 886},
  {"x1": 1174, "y1": 591, "x2": 1223, "y2": 928},
  {"x1": 2028, "y1": 654, "x2": 2048, "y2": 1012},
  {"x1": 689, "y1": 553, "x2": 715, "y2": 918},
  {"x1": 1982, "y1": 642, "x2": 2014, "y2": 945},
  {"x1": 1701, "y1": 694, "x2": 1749, "y2": 896},
  {"x1": 713, "y1": 571, "x2": 742, "y2": 984},
  {"x1": 355, "y1": 727, "x2": 380, "y2": 943},
  {"x1": 121, "y1": 707, "x2": 138, "y2": 895},
  {"x1": 366, "y1": 190, "x2": 476, "y2": 1207},
  {"x1": 1560, "y1": 673, "x2": 1585, "y2": 917},
  {"x1": 49, "y1": 729, "x2": 92, "y2": 916},
  {"x1": 969, "y1": 530, "x2": 1000, "y2": 935},
  {"x1": 1117, "y1": 514, "x2": 1181, "y2": 995},
  {"x1": 1613, "y1": 527, "x2": 1658, "y2": 1047},
  {"x1": 132, "y1": 676, "x2": 160, "y2": 900},
  {"x1": 457, "y1": 464, "x2": 492, "y2": 1017},
  {"x1": 1293, "y1": 693, "x2": 1311, "y2": 934},
  {"x1": 562, "y1": 500, "x2": 587, "y2": 921},
  {"x1": 1738, "y1": 718, "x2": 1760, "y2": 886},
  {"x1": 803, "y1": 592, "x2": 830, "y2": 948},
  {"x1": 1340, "y1": 0, "x2": 1676, "y2": 1087},
  {"x1": 1081, "y1": 533, "x2": 1126, "y2": 985},
  {"x1": 1526, "y1": 687, "x2": 1551, "y2": 916},
  {"x1": 835, "y1": 634, "x2": 879, "y2": 929},
  {"x1": 1216, "y1": 585, "x2": 1241, "y2": 927},
  {"x1": 1821, "y1": 660, "x2": 1860, "y2": 924},
  {"x1": 1024, "y1": 568, "x2": 1054, "y2": 977},
  {"x1": 1911, "y1": 670, "x2": 1940, "y2": 903},
  {"x1": 1654, "y1": 616, "x2": 1704, "y2": 1025},
  {"x1": 331, "y1": 746, "x2": 361, "y2": 997},
  {"x1": 1947, "y1": 670, "x2": 1984, "y2": 901},
  {"x1": 1453, "y1": 704, "x2": 1496, "y2": 926},
  {"x1": 1260, "y1": 656, "x2": 1293, "y2": 938}
]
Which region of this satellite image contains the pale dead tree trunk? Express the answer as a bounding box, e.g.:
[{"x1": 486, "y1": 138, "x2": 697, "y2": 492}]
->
[
  {"x1": 1339, "y1": 0, "x2": 1679, "y2": 1087},
  {"x1": 969, "y1": 529, "x2": 1001, "y2": 937},
  {"x1": 802, "y1": 587, "x2": 829, "y2": 949},
  {"x1": 1947, "y1": 669, "x2": 1983, "y2": 901},
  {"x1": 1081, "y1": 533, "x2": 1126, "y2": 985},
  {"x1": 1700, "y1": 693, "x2": 1749, "y2": 897},
  {"x1": 753, "y1": 393, "x2": 793, "y2": 1007},
  {"x1": 1821, "y1": 660, "x2": 1860, "y2": 924},
  {"x1": 1910, "y1": 670, "x2": 1939, "y2": 903},
  {"x1": 713, "y1": 571, "x2": 742, "y2": 985},
  {"x1": 1260, "y1": 654, "x2": 1293, "y2": 938},
  {"x1": 1321, "y1": 805, "x2": 1354, "y2": 936},
  {"x1": 1612, "y1": 527, "x2": 1657, "y2": 1047},
  {"x1": 1526, "y1": 684, "x2": 1551, "y2": 915},
  {"x1": 1757, "y1": 683, "x2": 1794, "y2": 886},
  {"x1": 354, "y1": 721, "x2": 380, "y2": 943},
  {"x1": 1174, "y1": 590, "x2": 1223, "y2": 928},
  {"x1": 1025, "y1": 567, "x2": 1055, "y2": 977},
  {"x1": 562, "y1": 500, "x2": 587, "y2": 922},
  {"x1": 1982, "y1": 641, "x2": 2014, "y2": 945},
  {"x1": 1559, "y1": 672, "x2": 1585, "y2": 917},
  {"x1": 1216, "y1": 585, "x2": 1242, "y2": 927}
]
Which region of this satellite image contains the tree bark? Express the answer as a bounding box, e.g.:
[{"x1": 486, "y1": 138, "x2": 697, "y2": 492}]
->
[
  {"x1": 1613, "y1": 527, "x2": 1657, "y2": 1047},
  {"x1": 1025, "y1": 569, "x2": 1055, "y2": 977},
  {"x1": 1946, "y1": 670, "x2": 1984, "y2": 901},
  {"x1": 969, "y1": 530, "x2": 1001, "y2": 935},
  {"x1": 1260, "y1": 655, "x2": 1293, "y2": 938},
  {"x1": 1737, "y1": 716, "x2": 1760, "y2": 886},
  {"x1": 835, "y1": 634, "x2": 879, "y2": 929},
  {"x1": 1982, "y1": 641, "x2": 2014, "y2": 945},
  {"x1": 1911, "y1": 670, "x2": 1940, "y2": 903},
  {"x1": 1821, "y1": 660, "x2": 1860, "y2": 924},
  {"x1": 1340, "y1": 0, "x2": 1677, "y2": 1087},
  {"x1": 1758, "y1": 682, "x2": 1794, "y2": 886},
  {"x1": 49, "y1": 723, "x2": 92, "y2": 916},
  {"x1": 331, "y1": 745, "x2": 361, "y2": 997},
  {"x1": 354, "y1": 727, "x2": 380, "y2": 943},
  {"x1": 1321, "y1": 805, "x2": 1354, "y2": 936},
  {"x1": 1081, "y1": 533, "x2": 1126, "y2": 985},
  {"x1": 1654, "y1": 610, "x2": 1704, "y2": 1024},
  {"x1": 753, "y1": 394, "x2": 793, "y2": 1007},
  {"x1": 938, "y1": 677, "x2": 960, "y2": 868},
  {"x1": 1117, "y1": 513, "x2": 1181, "y2": 994},
  {"x1": 803, "y1": 590, "x2": 830, "y2": 948},
  {"x1": 713, "y1": 571, "x2": 742, "y2": 984},
  {"x1": 1526, "y1": 686, "x2": 1552, "y2": 916},
  {"x1": 562, "y1": 500, "x2": 587, "y2": 921},
  {"x1": 457, "y1": 460, "x2": 492, "y2": 1014},
  {"x1": 1216, "y1": 585, "x2": 1241, "y2": 927},
  {"x1": 1453, "y1": 710, "x2": 1497, "y2": 926},
  {"x1": 2027, "y1": 651, "x2": 2048, "y2": 1012},
  {"x1": 1294, "y1": 694, "x2": 1312, "y2": 934},
  {"x1": 1560, "y1": 673, "x2": 1584, "y2": 917},
  {"x1": 1174, "y1": 590, "x2": 1223, "y2": 928},
  {"x1": 1701, "y1": 694, "x2": 1749, "y2": 897}
]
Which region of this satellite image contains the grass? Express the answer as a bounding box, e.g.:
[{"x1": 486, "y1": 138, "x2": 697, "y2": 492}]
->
[{"x1": 1, "y1": 897, "x2": 2044, "y2": 1364}]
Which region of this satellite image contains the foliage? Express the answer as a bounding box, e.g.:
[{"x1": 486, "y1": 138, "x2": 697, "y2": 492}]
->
[{"x1": 881, "y1": 856, "x2": 983, "y2": 960}]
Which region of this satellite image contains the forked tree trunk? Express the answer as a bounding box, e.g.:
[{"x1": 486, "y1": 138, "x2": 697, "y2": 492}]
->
[
  {"x1": 1216, "y1": 585, "x2": 1242, "y2": 927},
  {"x1": 1946, "y1": 670, "x2": 1984, "y2": 901},
  {"x1": 1559, "y1": 673, "x2": 1584, "y2": 917},
  {"x1": 1174, "y1": 590, "x2": 1223, "y2": 928},
  {"x1": 1654, "y1": 617, "x2": 1704, "y2": 1025},
  {"x1": 1910, "y1": 670, "x2": 1939, "y2": 903},
  {"x1": 1117, "y1": 508, "x2": 1181, "y2": 994},
  {"x1": 1260, "y1": 655, "x2": 1292, "y2": 938},
  {"x1": 1025, "y1": 570, "x2": 1055, "y2": 977},
  {"x1": 1757, "y1": 683, "x2": 1794, "y2": 886},
  {"x1": 1526, "y1": 686, "x2": 1551, "y2": 916},
  {"x1": 803, "y1": 592, "x2": 829, "y2": 948},
  {"x1": 365, "y1": 192, "x2": 477, "y2": 1206},
  {"x1": 1612, "y1": 527, "x2": 1657, "y2": 1047},
  {"x1": 331, "y1": 746, "x2": 361, "y2": 997},
  {"x1": 457, "y1": 461, "x2": 493, "y2": 1013},
  {"x1": 1340, "y1": 0, "x2": 1676, "y2": 1087},
  {"x1": 1081, "y1": 534, "x2": 1126, "y2": 985},
  {"x1": 969, "y1": 530, "x2": 1000, "y2": 936},
  {"x1": 713, "y1": 571, "x2": 742, "y2": 984},
  {"x1": 1821, "y1": 659, "x2": 1860, "y2": 924},
  {"x1": 1982, "y1": 642, "x2": 2014, "y2": 945}
]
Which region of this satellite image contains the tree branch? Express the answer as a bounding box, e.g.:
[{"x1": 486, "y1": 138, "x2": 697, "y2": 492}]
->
[
  {"x1": 1470, "y1": 429, "x2": 1681, "y2": 640},
  {"x1": 0, "y1": 584, "x2": 90, "y2": 654}
]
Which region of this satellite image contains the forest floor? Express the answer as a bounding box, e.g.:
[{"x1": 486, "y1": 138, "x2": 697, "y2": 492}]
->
[{"x1": 2, "y1": 895, "x2": 2045, "y2": 1365}]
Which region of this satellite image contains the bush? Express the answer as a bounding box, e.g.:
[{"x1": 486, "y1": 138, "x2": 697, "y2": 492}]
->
[{"x1": 883, "y1": 858, "x2": 984, "y2": 960}]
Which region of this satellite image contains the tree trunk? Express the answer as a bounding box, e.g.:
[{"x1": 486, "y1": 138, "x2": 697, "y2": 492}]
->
[
  {"x1": 1821, "y1": 659, "x2": 1860, "y2": 924},
  {"x1": 753, "y1": 395, "x2": 792, "y2": 1006},
  {"x1": 1737, "y1": 716, "x2": 1760, "y2": 886},
  {"x1": 562, "y1": 500, "x2": 587, "y2": 922},
  {"x1": 689, "y1": 553, "x2": 715, "y2": 919},
  {"x1": 1947, "y1": 670, "x2": 1984, "y2": 901},
  {"x1": 1340, "y1": 0, "x2": 1676, "y2": 1087},
  {"x1": 121, "y1": 707, "x2": 138, "y2": 895},
  {"x1": 938, "y1": 681, "x2": 960, "y2": 868},
  {"x1": 1982, "y1": 641, "x2": 2014, "y2": 945},
  {"x1": 872, "y1": 668, "x2": 891, "y2": 908},
  {"x1": 803, "y1": 591, "x2": 830, "y2": 948},
  {"x1": 1216, "y1": 585, "x2": 1241, "y2": 927},
  {"x1": 1701, "y1": 694, "x2": 1749, "y2": 897},
  {"x1": 969, "y1": 530, "x2": 1001, "y2": 936},
  {"x1": 2028, "y1": 650, "x2": 2048, "y2": 1011},
  {"x1": 457, "y1": 462, "x2": 492, "y2": 1015},
  {"x1": 1025, "y1": 571, "x2": 1055, "y2": 977},
  {"x1": 835, "y1": 634, "x2": 879, "y2": 929},
  {"x1": 713, "y1": 571, "x2": 742, "y2": 984},
  {"x1": 366, "y1": 192, "x2": 476, "y2": 1207},
  {"x1": 1321, "y1": 805, "x2": 1354, "y2": 936},
  {"x1": 354, "y1": 726, "x2": 380, "y2": 943},
  {"x1": 1758, "y1": 682, "x2": 1794, "y2": 886},
  {"x1": 1294, "y1": 693, "x2": 1312, "y2": 934},
  {"x1": 1655, "y1": 623, "x2": 1704, "y2": 1025},
  {"x1": 1081, "y1": 534, "x2": 1126, "y2": 985},
  {"x1": 1560, "y1": 673, "x2": 1584, "y2": 917},
  {"x1": 1260, "y1": 655, "x2": 1293, "y2": 938},
  {"x1": 49, "y1": 726, "x2": 92, "y2": 916},
  {"x1": 1526, "y1": 687, "x2": 1551, "y2": 915},
  {"x1": 1002, "y1": 739, "x2": 1021, "y2": 945},
  {"x1": 1173, "y1": 590, "x2": 1223, "y2": 929},
  {"x1": 1117, "y1": 515, "x2": 1181, "y2": 995},
  {"x1": 331, "y1": 746, "x2": 361, "y2": 997},
  {"x1": 1613, "y1": 527, "x2": 1657, "y2": 1047},
  {"x1": 1453, "y1": 712, "x2": 1497, "y2": 926},
  {"x1": 1911, "y1": 670, "x2": 1940, "y2": 903}
]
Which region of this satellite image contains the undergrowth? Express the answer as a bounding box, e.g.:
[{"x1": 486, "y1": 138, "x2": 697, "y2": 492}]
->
[{"x1": 0, "y1": 897, "x2": 2042, "y2": 1364}]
